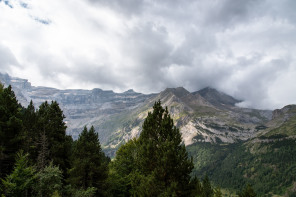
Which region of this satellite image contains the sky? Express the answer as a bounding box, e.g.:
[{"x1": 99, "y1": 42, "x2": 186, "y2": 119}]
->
[{"x1": 0, "y1": 0, "x2": 296, "y2": 110}]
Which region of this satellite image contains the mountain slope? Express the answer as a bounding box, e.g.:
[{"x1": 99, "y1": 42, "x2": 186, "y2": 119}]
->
[
  {"x1": 0, "y1": 73, "x2": 154, "y2": 142},
  {"x1": 0, "y1": 73, "x2": 274, "y2": 148},
  {"x1": 103, "y1": 86, "x2": 273, "y2": 151},
  {"x1": 0, "y1": 73, "x2": 273, "y2": 145},
  {"x1": 187, "y1": 105, "x2": 296, "y2": 196},
  {"x1": 195, "y1": 87, "x2": 241, "y2": 108}
]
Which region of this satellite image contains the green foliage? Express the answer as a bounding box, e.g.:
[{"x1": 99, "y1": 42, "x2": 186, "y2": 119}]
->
[
  {"x1": 72, "y1": 187, "x2": 97, "y2": 197},
  {"x1": 0, "y1": 85, "x2": 23, "y2": 178},
  {"x1": 36, "y1": 101, "x2": 72, "y2": 173},
  {"x1": 110, "y1": 101, "x2": 194, "y2": 196},
  {"x1": 20, "y1": 99, "x2": 72, "y2": 177},
  {"x1": 137, "y1": 101, "x2": 194, "y2": 195},
  {"x1": 190, "y1": 176, "x2": 203, "y2": 196},
  {"x1": 1, "y1": 150, "x2": 36, "y2": 197},
  {"x1": 264, "y1": 115, "x2": 296, "y2": 137},
  {"x1": 0, "y1": 86, "x2": 112, "y2": 196},
  {"x1": 129, "y1": 172, "x2": 160, "y2": 196},
  {"x1": 21, "y1": 100, "x2": 38, "y2": 161},
  {"x1": 69, "y1": 126, "x2": 109, "y2": 196},
  {"x1": 202, "y1": 175, "x2": 213, "y2": 197},
  {"x1": 214, "y1": 187, "x2": 222, "y2": 197},
  {"x1": 108, "y1": 139, "x2": 138, "y2": 196},
  {"x1": 187, "y1": 138, "x2": 296, "y2": 195},
  {"x1": 51, "y1": 190, "x2": 62, "y2": 197},
  {"x1": 238, "y1": 184, "x2": 256, "y2": 197},
  {"x1": 33, "y1": 162, "x2": 63, "y2": 197}
]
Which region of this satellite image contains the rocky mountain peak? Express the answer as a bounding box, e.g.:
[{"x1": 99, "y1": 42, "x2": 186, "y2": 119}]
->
[
  {"x1": 124, "y1": 89, "x2": 135, "y2": 93},
  {"x1": 123, "y1": 89, "x2": 141, "y2": 95},
  {"x1": 195, "y1": 87, "x2": 240, "y2": 107},
  {"x1": 272, "y1": 104, "x2": 296, "y2": 120},
  {"x1": 162, "y1": 87, "x2": 190, "y2": 98},
  {"x1": 0, "y1": 73, "x2": 32, "y2": 89}
]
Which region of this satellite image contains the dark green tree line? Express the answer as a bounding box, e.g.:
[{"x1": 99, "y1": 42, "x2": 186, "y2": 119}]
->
[{"x1": 0, "y1": 85, "x2": 23, "y2": 178}]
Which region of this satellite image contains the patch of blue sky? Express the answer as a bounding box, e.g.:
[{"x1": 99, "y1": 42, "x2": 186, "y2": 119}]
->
[
  {"x1": 0, "y1": 0, "x2": 13, "y2": 8},
  {"x1": 34, "y1": 17, "x2": 51, "y2": 25},
  {"x1": 20, "y1": 2, "x2": 28, "y2": 8},
  {"x1": 0, "y1": 0, "x2": 29, "y2": 9}
]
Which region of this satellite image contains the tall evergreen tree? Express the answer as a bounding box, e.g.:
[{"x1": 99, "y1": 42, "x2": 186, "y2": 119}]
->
[
  {"x1": 69, "y1": 126, "x2": 109, "y2": 196},
  {"x1": 136, "y1": 100, "x2": 194, "y2": 196},
  {"x1": 21, "y1": 100, "x2": 39, "y2": 162},
  {"x1": 111, "y1": 101, "x2": 194, "y2": 196},
  {"x1": 33, "y1": 162, "x2": 63, "y2": 197},
  {"x1": 0, "y1": 85, "x2": 23, "y2": 178},
  {"x1": 36, "y1": 101, "x2": 72, "y2": 174},
  {"x1": 1, "y1": 150, "x2": 36, "y2": 197},
  {"x1": 108, "y1": 138, "x2": 139, "y2": 196}
]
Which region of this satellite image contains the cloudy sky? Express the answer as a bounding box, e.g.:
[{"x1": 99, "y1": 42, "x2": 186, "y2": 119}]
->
[{"x1": 0, "y1": 0, "x2": 296, "y2": 109}]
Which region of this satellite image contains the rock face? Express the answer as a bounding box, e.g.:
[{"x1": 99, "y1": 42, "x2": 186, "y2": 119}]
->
[
  {"x1": 0, "y1": 73, "x2": 154, "y2": 142},
  {"x1": 150, "y1": 87, "x2": 273, "y2": 146},
  {"x1": 195, "y1": 87, "x2": 241, "y2": 107},
  {"x1": 2, "y1": 73, "x2": 288, "y2": 157}
]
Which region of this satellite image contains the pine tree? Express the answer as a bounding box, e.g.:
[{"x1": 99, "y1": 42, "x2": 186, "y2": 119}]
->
[
  {"x1": 33, "y1": 162, "x2": 63, "y2": 197},
  {"x1": 0, "y1": 85, "x2": 23, "y2": 178},
  {"x1": 22, "y1": 100, "x2": 39, "y2": 162},
  {"x1": 69, "y1": 126, "x2": 109, "y2": 196},
  {"x1": 108, "y1": 138, "x2": 139, "y2": 196},
  {"x1": 36, "y1": 101, "x2": 72, "y2": 175},
  {"x1": 139, "y1": 101, "x2": 193, "y2": 195},
  {"x1": 1, "y1": 150, "x2": 36, "y2": 197},
  {"x1": 112, "y1": 100, "x2": 194, "y2": 196}
]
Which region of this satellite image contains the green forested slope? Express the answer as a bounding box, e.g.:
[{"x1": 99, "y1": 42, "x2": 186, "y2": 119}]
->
[{"x1": 187, "y1": 129, "x2": 296, "y2": 196}]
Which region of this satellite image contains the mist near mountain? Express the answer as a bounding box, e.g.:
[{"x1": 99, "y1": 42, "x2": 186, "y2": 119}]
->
[{"x1": 0, "y1": 73, "x2": 275, "y2": 148}]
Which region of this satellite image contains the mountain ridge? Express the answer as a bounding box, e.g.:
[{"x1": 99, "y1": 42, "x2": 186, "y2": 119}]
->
[{"x1": 0, "y1": 73, "x2": 291, "y2": 150}]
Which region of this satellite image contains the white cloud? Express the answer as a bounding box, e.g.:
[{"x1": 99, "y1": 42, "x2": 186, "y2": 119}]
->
[{"x1": 0, "y1": 0, "x2": 296, "y2": 109}]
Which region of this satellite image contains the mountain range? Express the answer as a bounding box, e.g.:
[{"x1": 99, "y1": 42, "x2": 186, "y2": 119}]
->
[
  {"x1": 0, "y1": 73, "x2": 291, "y2": 151},
  {"x1": 0, "y1": 73, "x2": 273, "y2": 146},
  {"x1": 1, "y1": 73, "x2": 296, "y2": 195}
]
